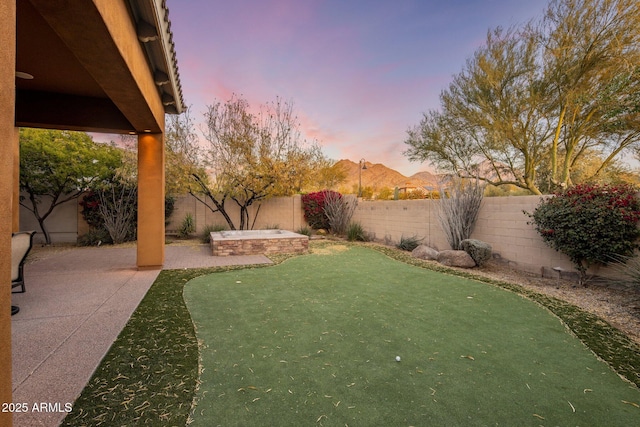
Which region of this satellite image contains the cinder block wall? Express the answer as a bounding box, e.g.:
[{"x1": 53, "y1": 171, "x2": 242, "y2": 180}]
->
[
  {"x1": 471, "y1": 196, "x2": 574, "y2": 274},
  {"x1": 19, "y1": 192, "x2": 80, "y2": 244},
  {"x1": 352, "y1": 199, "x2": 449, "y2": 251},
  {"x1": 167, "y1": 194, "x2": 306, "y2": 234},
  {"x1": 18, "y1": 192, "x2": 626, "y2": 279},
  {"x1": 352, "y1": 196, "x2": 576, "y2": 275}
]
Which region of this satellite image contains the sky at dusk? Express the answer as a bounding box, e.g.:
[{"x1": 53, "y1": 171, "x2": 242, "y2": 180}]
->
[{"x1": 166, "y1": 0, "x2": 550, "y2": 176}]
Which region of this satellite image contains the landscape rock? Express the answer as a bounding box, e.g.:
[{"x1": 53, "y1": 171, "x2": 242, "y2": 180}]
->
[
  {"x1": 411, "y1": 244, "x2": 439, "y2": 260},
  {"x1": 437, "y1": 250, "x2": 476, "y2": 268},
  {"x1": 460, "y1": 239, "x2": 492, "y2": 267}
]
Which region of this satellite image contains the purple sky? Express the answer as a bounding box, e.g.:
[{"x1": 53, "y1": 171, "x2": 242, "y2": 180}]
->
[{"x1": 166, "y1": 0, "x2": 549, "y2": 176}]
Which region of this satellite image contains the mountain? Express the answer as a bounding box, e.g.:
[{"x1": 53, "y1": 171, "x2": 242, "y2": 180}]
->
[{"x1": 331, "y1": 159, "x2": 439, "y2": 193}]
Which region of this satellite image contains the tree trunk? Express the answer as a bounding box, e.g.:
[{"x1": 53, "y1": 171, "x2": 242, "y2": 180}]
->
[{"x1": 36, "y1": 216, "x2": 51, "y2": 245}]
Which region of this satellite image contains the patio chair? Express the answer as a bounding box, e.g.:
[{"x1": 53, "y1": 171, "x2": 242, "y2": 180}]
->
[{"x1": 12, "y1": 231, "x2": 36, "y2": 294}]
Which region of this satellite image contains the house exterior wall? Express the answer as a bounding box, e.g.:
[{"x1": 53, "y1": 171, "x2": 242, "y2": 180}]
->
[{"x1": 0, "y1": 2, "x2": 16, "y2": 423}]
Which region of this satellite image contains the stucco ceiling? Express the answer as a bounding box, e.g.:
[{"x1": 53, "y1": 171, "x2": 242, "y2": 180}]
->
[{"x1": 15, "y1": 0, "x2": 183, "y2": 134}]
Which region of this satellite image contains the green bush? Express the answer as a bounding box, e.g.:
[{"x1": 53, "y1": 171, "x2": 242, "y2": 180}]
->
[
  {"x1": 201, "y1": 224, "x2": 226, "y2": 243},
  {"x1": 396, "y1": 235, "x2": 423, "y2": 251},
  {"x1": 178, "y1": 212, "x2": 196, "y2": 238},
  {"x1": 347, "y1": 222, "x2": 368, "y2": 242},
  {"x1": 302, "y1": 190, "x2": 340, "y2": 230},
  {"x1": 295, "y1": 226, "x2": 312, "y2": 237},
  {"x1": 78, "y1": 227, "x2": 112, "y2": 246},
  {"x1": 527, "y1": 184, "x2": 640, "y2": 285}
]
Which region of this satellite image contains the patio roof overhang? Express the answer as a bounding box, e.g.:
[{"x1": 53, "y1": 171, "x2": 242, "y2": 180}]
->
[
  {"x1": 15, "y1": 0, "x2": 184, "y2": 133},
  {"x1": 2, "y1": 1, "x2": 185, "y2": 424}
]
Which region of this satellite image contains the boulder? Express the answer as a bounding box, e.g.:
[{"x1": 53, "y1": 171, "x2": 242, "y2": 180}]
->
[
  {"x1": 411, "y1": 244, "x2": 439, "y2": 260},
  {"x1": 437, "y1": 250, "x2": 476, "y2": 268},
  {"x1": 460, "y1": 239, "x2": 492, "y2": 267}
]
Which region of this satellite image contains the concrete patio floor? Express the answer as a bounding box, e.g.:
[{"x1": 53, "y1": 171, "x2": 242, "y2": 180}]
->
[{"x1": 10, "y1": 243, "x2": 271, "y2": 427}]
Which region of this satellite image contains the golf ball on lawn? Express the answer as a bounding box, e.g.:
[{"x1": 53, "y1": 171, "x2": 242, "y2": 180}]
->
[{"x1": 395, "y1": 356, "x2": 401, "y2": 362}]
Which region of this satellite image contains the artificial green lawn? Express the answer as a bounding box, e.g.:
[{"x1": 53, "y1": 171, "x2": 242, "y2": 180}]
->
[{"x1": 185, "y1": 245, "x2": 640, "y2": 426}]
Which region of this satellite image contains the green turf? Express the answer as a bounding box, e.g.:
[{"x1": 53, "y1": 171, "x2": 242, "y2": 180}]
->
[
  {"x1": 61, "y1": 268, "x2": 203, "y2": 426},
  {"x1": 185, "y1": 245, "x2": 640, "y2": 426}
]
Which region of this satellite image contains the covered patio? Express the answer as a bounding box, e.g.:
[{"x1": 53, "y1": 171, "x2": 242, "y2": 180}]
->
[
  {"x1": 1, "y1": 1, "x2": 184, "y2": 425},
  {"x1": 11, "y1": 244, "x2": 271, "y2": 426}
]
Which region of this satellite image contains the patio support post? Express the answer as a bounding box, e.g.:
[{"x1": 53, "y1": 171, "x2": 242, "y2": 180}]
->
[
  {"x1": 137, "y1": 132, "x2": 165, "y2": 269},
  {"x1": 0, "y1": 1, "x2": 16, "y2": 425}
]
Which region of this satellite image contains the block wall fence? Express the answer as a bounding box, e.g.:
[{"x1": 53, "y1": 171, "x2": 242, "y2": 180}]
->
[{"x1": 20, "y1": 193, "x2": 621, "y2": 278}]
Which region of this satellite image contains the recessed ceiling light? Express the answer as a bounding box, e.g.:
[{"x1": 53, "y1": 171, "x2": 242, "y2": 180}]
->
[{"x1": 16, "y1": 71, "x2": 34, "y2": 80}]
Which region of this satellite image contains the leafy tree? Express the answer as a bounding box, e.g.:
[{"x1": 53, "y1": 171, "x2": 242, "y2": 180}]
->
[
  {"x1": 194, "y1": 95, "x2": 330, "y2": 230},
  {"x1": 19, "y1": 128, "x2": 122, "y2": 245},
  {"x1": 164, "y1": 107, "x2": 207, "y2": 196},
  {"x1": 542, "y1": 0, "x2": 640, "y2": 188},
  {"x1": 405, "y1": 0, "x2": 640, "y2": 194},
  {"x1": 527, "y1": 183, "x2": 640, "y2": 285}
]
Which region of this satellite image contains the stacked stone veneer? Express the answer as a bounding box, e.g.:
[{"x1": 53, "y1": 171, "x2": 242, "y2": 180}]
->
[{"x1": 211, "y1": 232, "x2": 309, "y2": 256}]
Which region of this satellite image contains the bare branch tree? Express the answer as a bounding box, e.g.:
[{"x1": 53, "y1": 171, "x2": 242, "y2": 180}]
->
[
  {"x1": 323, "y1": 192, "x2": 358, "y2": 235},
  {"x1": 199, "y1": 95, "x2": 327, "y2": 229},
  {"x1": 97, "y1": 185, "x2": 137, "y2": 244}
]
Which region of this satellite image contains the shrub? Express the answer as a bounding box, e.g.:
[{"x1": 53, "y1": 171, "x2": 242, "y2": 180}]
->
[
  {"x1": 81, "y1": 189, "x2": 175, "y2": 240},
  {"x1": 97, "y1": 184, "x2": 137, "y2": 244},
  {"x1": 295, "y1": 226, "x2": 312, "y2": 237},
  {"x1": 607, "y1": 254, "x2": 640, "y2": 288},
  {"x1": 165, "y1": 196, "x2": 176, "y2": 226},
  {"x1": 201, "y1": 224, "x2": 226, "y2": 243},
  {"x1": 437, "y1": 177, "x2": 484, "y2": 250},
  {"x1": 302, "y1": 190, "x2": 340, "y2": 230},
  {"x1": 178, "y1": 212, "x2": 196, "y2": 238},
  {"x1": 78, "y1": 227, "x2": 111, "y2": 246},
  {"x1": 396, "y1": 235, "x2": 423, "y2": 251},
  {"x1": 323, "y1": 192, "x2": 357, "y2": 235},
  {"x1": 347, "y1": 222, "x2": 368, "y2": 242},
  {"x1": 527, "y1": 183, "x2": 640, "y2": 285}
]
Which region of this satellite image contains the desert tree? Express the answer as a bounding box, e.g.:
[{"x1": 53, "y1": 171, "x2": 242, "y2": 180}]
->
[
  {"x1": 406, "y1": 26, "x2": 551, "y2": 194},
  {"x1": 194, "y1": 95, "x2": 329, "y2": 230},
  {"x1": 405, "y1": 0, "x2": 640, "y2": 194},
  {"x1": 164, "y1": 107, "x2": 207, "y2": 196},
  {"x1": 19, "y1": 128, "x2": 122, "y2": 244},
  {"x1": 542, "y1": 0, "x2": 640, "y2": 189}
]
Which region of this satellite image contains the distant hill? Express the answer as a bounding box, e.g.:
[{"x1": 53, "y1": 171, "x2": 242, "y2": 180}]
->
[{"x1": 331, "y1": 159, "x2": 439, "y2": 194}]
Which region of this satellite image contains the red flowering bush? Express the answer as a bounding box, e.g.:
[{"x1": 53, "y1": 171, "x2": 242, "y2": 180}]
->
[
  {"x1": 301, "y1": 190, "x2": 341, "y2": 230},
  {"x1": 528, "y1": 184, "x2": 640, "y2": 284}
]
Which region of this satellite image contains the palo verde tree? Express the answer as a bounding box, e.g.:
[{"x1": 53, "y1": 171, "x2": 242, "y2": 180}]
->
[
  {"x1": 19, "y1": 128, "x2": 122, "y2": 244},
  {"x1": 193, "y1": 95, "x2": 331, "y2": 230},
  {"x1": 405, "y1": 0, "x2": 640, "y2": 194}
]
